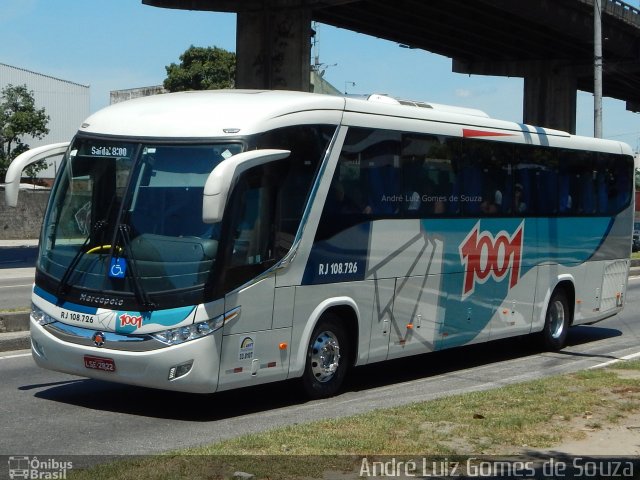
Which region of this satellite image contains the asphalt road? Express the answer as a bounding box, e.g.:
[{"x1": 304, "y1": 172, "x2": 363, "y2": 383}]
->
[
  {"x1": 0, "y1": 245, "x2": 37, "y2": 311},
  {"x1": 1, "y1": 278, "x2": 639, "y2": 457}
]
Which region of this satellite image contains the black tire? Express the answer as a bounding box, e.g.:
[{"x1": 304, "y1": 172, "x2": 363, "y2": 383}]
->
[
  {"x1": 302, "y1": 313, "x2": 350, "y2": 399},
  {"x1": 541, "y1": 289, "x2": 570, "y2": 351}
]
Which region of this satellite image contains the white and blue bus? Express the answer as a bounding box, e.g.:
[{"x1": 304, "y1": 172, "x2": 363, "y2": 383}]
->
[{"x1": 5, "y1": 90, "x2": 634, "y2": 398}]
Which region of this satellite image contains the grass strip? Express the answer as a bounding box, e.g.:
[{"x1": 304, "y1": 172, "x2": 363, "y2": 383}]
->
[{"x1": 69, "y1": 360, "x2": 640, "y2": 479}]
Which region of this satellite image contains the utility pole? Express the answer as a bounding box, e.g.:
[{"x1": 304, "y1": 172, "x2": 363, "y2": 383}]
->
[{"x1": 594, "y1": 0, "x2": 603, "y2": 138}]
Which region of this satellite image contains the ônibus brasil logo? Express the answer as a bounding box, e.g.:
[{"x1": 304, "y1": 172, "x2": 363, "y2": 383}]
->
[{"x1": 459, "y1": 221, "x2": 524, "y2": 299}]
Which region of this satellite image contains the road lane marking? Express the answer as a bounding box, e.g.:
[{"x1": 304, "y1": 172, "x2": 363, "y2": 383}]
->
[
  {"x1": 0, "y1": 352, "x2": 31, "y2": 360},
  {"x1": 589, "y1": 351, "x2": 640, "y2": 370},
  {"x1": 0, "y1": 284, "x2": 33, "y2": 289}
]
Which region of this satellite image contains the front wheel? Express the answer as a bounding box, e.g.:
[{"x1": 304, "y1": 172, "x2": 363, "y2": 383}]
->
[
  {"x1": 302, "y1": 314, "x2": 350, "y2": 399},
  {"x1": 541, "y1": 289, "x2": 570, "y2": 351}
]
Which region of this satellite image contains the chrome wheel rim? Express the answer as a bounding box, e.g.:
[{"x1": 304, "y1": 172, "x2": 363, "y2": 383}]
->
[
  {"x1": 310, "y1": 331, "x2": 340, "y2": 383},
  {"x1": 549, "y1": 299, "x2": 566, "y2": 339}
]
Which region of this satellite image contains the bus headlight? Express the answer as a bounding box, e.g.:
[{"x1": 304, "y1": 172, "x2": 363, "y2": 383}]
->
[
  {"x1": 151, "y1": 314, "x2": 224, "y2": 346},
  {"x1": 31, "y1": 303, "x2": 56, "y2": 326}
]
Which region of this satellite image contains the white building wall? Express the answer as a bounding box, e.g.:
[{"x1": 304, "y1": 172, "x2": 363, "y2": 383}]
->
[{"x1": 0, "y1": 63, "x2": 90, "y2": 178}]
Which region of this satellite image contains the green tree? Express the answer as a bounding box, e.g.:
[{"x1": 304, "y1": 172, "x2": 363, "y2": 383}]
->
[
  {"x1": 164, "y1": 45, "x2": 236, "y2": 92},
  {"x1": 0, "y1": 84, "x2": 49, "y2": 180}
]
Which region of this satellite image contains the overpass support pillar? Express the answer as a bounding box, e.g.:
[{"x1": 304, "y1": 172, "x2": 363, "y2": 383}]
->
[
  {"x1": 523, "y1": 62, "x2": 577, "y2": 134},
  {"x1": 236, "y1": 6, "x2": 311, "y2": 91},
  {"x1": 454, "y1": 59, "x2": 578, "y2": 134}
]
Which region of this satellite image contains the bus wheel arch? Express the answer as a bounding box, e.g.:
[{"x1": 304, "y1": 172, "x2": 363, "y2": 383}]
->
[
  {"x1": 301, "y1": 303, "x2": 359, "y2": 399},
  {"x1": 556, "y1": 280, "x2": 575, "y2": 326},
  {"x1": 326, "y1": 304, "x2": 359, "y2": 366},
  {"x1": 541, "y1": 281, "x2": 574, "y2": 351}
]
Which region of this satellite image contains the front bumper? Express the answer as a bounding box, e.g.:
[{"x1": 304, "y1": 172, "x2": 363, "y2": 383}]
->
[{"x1": 30, "y1": 317, "x2": 223, "y2": 393}]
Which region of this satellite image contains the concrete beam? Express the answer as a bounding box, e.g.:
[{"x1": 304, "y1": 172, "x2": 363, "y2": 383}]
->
[
  {"x1": 142, "y1": 0, "x2": 260, "y2": 11},
  {"x1": 453, "y1": 58, "x2": 586, "y2": 78},
  {"x1": 628, "y1": 101, "x2": 640, "y2": 113},
  {"x1": 142, "y1": 0, "x2": 362, "y2": 13}
]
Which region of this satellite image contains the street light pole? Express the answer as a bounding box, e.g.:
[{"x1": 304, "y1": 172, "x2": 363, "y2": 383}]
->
[{"x1": 594, "y1": 0, "x2": 603, "y2": 138}]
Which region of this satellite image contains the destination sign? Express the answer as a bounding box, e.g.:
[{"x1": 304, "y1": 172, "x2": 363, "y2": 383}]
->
[
  {"x1": 89, "y1": 145, "x2": 131, "y2": 157},
  {"x1": 77, "y1": 140, "x2": 134, "y2": 159}
]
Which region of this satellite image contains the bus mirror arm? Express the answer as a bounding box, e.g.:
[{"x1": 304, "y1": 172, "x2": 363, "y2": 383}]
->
[
  {"x1": 202, "y1": 149, "x2": 291, "y2": 223},
  {"x1": 4, "y1": 142, "x2": 70, "y2": 207}
]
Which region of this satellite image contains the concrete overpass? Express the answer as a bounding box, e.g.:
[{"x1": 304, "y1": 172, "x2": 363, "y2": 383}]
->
[{"x1": 143, "y1": 0, "x2": 640, "y2": 134}]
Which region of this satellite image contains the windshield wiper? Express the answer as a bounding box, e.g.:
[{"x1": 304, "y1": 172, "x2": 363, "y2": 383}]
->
[
  {"x1": 57, "y1": 220, "x2": 108, "y2": 297},
  {"x1": 117, "y1": 224, "x2": 156, "y2": 310}
]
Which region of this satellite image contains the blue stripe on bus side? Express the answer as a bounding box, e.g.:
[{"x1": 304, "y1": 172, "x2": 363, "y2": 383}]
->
[
  {"x1": 304, "y1": 216, "x2": 616, "y2": 286},
  {"x1": 303, "y1": 216, "x2": 616, "y2": 349}
]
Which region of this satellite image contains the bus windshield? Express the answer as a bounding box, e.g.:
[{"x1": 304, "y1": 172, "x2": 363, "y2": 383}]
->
[{"x1": 38, "y1": 137, "x2": 243, "y2": 308}]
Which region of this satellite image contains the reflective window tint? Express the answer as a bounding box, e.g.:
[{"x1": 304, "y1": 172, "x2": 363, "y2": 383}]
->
[
  {"x1": 222, "y1": 125, "x2": 335, "y2": 292},
  {"x1": 316, "y1": 127, "x2": 633, "y2": 241}
]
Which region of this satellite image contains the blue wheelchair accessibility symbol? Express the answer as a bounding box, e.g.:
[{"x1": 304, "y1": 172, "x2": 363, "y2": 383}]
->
[{"x1": 109, "y1": 257, "x2": 127, "y2": 279}]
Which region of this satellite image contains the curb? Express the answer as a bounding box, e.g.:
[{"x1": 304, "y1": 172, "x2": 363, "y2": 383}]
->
[
  {"x1": 0, "y1": 311, "x2": 30, "y2": 333},
  {"x1": 0, "y1": 312, "x2": 30, "y2": 353},
  {"x1": 0, "y1": 331, "x2": 30, "y2": 352}
]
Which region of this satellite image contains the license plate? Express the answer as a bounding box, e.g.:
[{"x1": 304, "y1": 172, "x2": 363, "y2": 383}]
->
[{"x1": 84, "y1": 355, "x2": 116, "y2": 372}]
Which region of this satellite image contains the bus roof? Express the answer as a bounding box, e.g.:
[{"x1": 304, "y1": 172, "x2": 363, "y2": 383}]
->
[
  {"x1": 78, "y1": 90, "x2": 632, "y2": 155},
  {"x1": 80, "y1": 90, "x2": 346, "y2": 139}
]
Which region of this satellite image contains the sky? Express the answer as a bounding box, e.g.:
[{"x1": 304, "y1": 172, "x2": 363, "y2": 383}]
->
[{"x1": 1, "y1": 0, "x2": 639, "y2": 152}]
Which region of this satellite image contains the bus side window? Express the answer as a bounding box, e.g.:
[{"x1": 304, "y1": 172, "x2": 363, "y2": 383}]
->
[
  {"x1": 433, "y1": 169, "x2": 452, "y2": 214},
  {"x1": 458, "y1": 142, "x2": 486, "y2": 215},
  {"x1": 361, "y1": 139, "x2": 401, "y2": 215},
  {"x1": 326, "y1": 159, "x2": 363, "y2": 215},
  {"x1": 461, "y1": 159, "x2": 482, "y2": 214},
  {"x1": 514, "y1": 162, "x2": 536, "y2": 216},
  {"x1": 597, "y1": 168, "x2": 608, "y2": 214},
  {"x1": 597, "y1": 154, "x2": 631, "y2": 214},
  {"x1": 557, "y1": 151, "x2": 574, "y2": 215},
  {"x1": 399, "y1": 154, "x2": 423, "y2": 215},
  {"x1": 581, "y1": 169, "x2": 597, "y2": 214},
  {"x1": 229, "y1": 172, "x2": 273, "y2": 268},
  {"x1": 315, "y1": 128, "x2": 403, "y2": 241},
  {"x1": 558, "y1": 172, "x2": 572, "y2": 213},
  {"x1": 256, "y1": 124, "x2": 335, "y2": 255},
  {"x1": 611, "y1": 161, "x2": 632, "y2": 212}
]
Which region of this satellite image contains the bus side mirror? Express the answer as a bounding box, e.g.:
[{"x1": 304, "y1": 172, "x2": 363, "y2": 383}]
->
[
  {"x1": 203, "y1": 149, "x2": 291, "y2": 224},
  {"x1": 4, "y1": 142, "x2": 70, "y2": 207}
]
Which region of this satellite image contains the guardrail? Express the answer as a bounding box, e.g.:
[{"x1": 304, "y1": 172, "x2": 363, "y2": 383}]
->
[
  {"x1": 609, "y1": 0, "x2": 640, "y2": 16},
  {"x1": 605, "y1": 0, "x2": 640, "y2": 26},
  {"x1": 577, "y1": 0, "x2": 640, "y2": 31}
]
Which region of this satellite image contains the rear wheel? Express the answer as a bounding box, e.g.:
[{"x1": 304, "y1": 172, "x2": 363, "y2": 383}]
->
[
  {"x1": 541, "y1": 289, "x2": 570, "y2": 351},
  {"x1": 302, "y1": 314, "x2": 349, "y2": 399}
]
